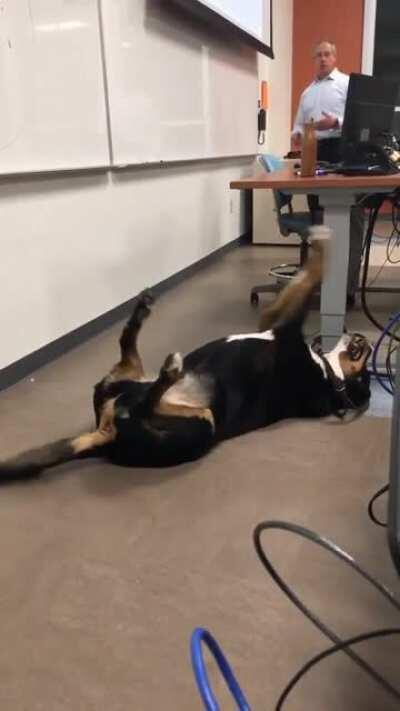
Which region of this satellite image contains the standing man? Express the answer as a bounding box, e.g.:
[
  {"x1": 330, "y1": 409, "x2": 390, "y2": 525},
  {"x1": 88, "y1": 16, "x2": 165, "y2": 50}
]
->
[{"x1": 292, "y1": 41, "x2": 363, "y2": 307}]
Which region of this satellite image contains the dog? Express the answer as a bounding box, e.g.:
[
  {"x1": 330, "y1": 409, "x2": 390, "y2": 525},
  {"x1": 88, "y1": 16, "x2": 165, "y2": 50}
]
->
[{"x1": 0, "y1": 227, "x2": 371, "y2": 481}]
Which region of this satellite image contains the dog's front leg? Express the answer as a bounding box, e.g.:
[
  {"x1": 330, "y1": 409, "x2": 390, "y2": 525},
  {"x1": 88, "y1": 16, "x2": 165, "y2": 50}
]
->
[{"x1": 111, "y1": 289, "x2": 154, "y2": 381}]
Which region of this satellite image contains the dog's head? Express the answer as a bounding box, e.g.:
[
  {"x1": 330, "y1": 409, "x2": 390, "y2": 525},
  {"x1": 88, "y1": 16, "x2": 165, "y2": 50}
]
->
[
  {"x1": 314, "y1": 333, "x2": 372, "y2": 414},
  {"x1": 93, "y1": 377, "x2": 153, "y2": 428}
]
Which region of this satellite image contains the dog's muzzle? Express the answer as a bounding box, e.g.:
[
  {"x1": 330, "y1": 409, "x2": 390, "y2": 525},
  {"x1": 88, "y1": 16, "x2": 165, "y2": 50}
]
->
[{"x1": 348, "y1": 333, "x2": 371, "y2": 362}]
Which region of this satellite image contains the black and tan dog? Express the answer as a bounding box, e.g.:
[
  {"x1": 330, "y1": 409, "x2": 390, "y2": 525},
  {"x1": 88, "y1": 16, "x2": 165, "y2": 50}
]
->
[{"x1": 0, "y1": 228, "x2": 371, "y2": 481}]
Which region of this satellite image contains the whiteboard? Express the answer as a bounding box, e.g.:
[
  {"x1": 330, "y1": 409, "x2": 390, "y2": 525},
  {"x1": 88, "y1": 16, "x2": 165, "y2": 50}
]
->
[
  {"x1": 101, "y1": 0, "x2": 259, "y2": 165},
  {"x1": 193, "y1": 0, "x2": 272, "y2": 52},
  {"x1": 0, "y1": 0, "x2": 109, "y2": 174}
]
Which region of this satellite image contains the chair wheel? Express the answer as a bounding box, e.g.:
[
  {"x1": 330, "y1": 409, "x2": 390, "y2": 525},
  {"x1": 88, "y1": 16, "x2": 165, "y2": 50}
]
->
[{"x1": 250, "y1": 292, "x2": 259, "y2": 306}]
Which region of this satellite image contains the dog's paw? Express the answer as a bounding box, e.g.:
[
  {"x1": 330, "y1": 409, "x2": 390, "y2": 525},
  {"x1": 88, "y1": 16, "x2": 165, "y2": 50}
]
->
[
  {"x1": 133, "y1": 289, "x2": 155, "y2": 325},
  {"x1": 309, "y1": 226, "x2": 332, "y2": 252},
  {"x1": 138, "y1": 289, "x2": 154, "y2": 307},
  {"x1": 161, "y1": 352, "x2": 184, "y2": 383}
]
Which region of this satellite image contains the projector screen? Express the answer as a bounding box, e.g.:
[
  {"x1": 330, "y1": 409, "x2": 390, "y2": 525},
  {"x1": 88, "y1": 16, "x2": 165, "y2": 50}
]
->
[{"x1": 171, "y1": 0, "x2": 273, "y2": 58}]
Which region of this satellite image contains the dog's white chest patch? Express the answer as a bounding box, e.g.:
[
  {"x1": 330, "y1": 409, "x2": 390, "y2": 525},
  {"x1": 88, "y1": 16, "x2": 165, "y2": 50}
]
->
[
  {"x1": 162, "y1": 373, "x2": 212, "y2": 408},
  {"x1": 227, "y1": 330, "x2": 275, "y2": 343},
  {"x1": 308, "y1": 336, "x2": 348, "y2": 381},
  {"x1": 308, "y1": 347, "x2": 328, "y2": 378},
  {"x1": 324, "y1": 336, "x2": 348, "y2": 379}
]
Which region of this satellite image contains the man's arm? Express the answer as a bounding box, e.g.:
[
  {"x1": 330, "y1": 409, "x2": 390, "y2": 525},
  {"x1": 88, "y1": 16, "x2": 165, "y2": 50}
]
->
[
  {"x1": 334, "y1": 74, "x2": 350, "y2": 129},
  {"x1": 334, "y1": 105, "x2": 345, "y2": 130},
  {"x1": 314, "y1": 112, "x2": 339, "y2": 131},
  {"x1": 292, "y1": 98, "x2": 305, "y2": 138},
  {"x1": 292, "y1": 97, "x2": 305, "y2": 148},
  {"x1": 314, "y1": 75, "x2": 348, "y2": 131}
]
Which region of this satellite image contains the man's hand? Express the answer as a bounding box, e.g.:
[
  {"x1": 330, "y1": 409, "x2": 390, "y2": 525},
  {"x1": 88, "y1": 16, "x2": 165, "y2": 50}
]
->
[{"x1": 314, "y1": 112, "x2": 339, "y2": 131}]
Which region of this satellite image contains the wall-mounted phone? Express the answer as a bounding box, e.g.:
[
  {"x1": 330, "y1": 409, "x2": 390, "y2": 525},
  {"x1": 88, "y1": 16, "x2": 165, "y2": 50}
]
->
[{"x1": 257, "y1": 81, "x2": 268, "y2": 145}]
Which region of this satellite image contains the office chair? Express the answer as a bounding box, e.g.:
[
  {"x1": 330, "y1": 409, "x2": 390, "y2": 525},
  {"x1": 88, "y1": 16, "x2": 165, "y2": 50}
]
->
[{"x1": 250, "y1": 154, "x2": 312, "y2": 305}]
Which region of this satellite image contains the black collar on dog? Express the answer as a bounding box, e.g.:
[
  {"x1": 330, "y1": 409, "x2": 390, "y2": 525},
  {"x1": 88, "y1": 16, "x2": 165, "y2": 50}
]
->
[{"x1": 318, "y1": 353, "x2": 357, "y2": 418}]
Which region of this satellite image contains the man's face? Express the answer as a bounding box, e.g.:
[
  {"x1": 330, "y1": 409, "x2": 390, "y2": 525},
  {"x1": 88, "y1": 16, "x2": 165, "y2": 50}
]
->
[{"x1": 314, "y1": 44, "x2": 337, "y2": 79}]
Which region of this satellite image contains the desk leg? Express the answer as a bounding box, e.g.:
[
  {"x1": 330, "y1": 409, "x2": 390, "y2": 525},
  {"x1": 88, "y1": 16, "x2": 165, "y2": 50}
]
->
[{"x1": 319, "y1": 194, "x2": 352, "y2": 352}]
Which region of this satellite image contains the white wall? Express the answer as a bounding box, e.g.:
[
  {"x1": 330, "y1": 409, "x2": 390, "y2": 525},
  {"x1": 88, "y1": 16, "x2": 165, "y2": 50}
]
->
[
  {"x1": 0, "y1": 161, "x2": 250, "y2": 370},
  {"x1": 259, "y1": 0, "x2": 293, "y2": 156},
  {"x1": 362, "y1": 0, "x2": 377, "y2": 75},
  {"x1": 253, "y1": 0, "x2": 297, "y2": 245},
  {"x1": 0, "y1": 0, "x2": 294, "y2": 372}
]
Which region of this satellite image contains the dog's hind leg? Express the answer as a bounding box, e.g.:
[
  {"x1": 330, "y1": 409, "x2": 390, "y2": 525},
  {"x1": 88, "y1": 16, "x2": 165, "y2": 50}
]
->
[
  {"x1": 154, "y1": 400, "x2": 214, "y2": 427},
  {"x1": 0, "y1": 429, "x2": 114, "y2": 483},
  {"x1": 258, "y1": 227, "x2": 330, "y2": 332},
  {"x1": 135, "y1": 352, "x2": 185, "y2": 415},
  {"x1": 0, "y1": 400, "x2": 118, "y2": 483},
  {"x1": 110, "y1": 289, "x2": 154, "y2": 381},
  {"x1": 133, "y1": 352, "x2": 215, "y2": 427}
]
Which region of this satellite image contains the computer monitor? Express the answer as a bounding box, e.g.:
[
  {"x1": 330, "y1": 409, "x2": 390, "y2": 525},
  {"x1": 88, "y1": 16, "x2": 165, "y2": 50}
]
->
[
  {"x1": 341, "y1": 73, "x2": 400, "y2": 163},
  {"x1": 388, "y1": 346, "x2": 400, "y2": 576}
]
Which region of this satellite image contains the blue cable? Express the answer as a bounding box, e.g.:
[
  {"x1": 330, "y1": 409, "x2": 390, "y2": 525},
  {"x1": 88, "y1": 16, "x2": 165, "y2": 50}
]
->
[
  {"x1": 190, "y1": 628, "x2": 251, "y2": 711},
  {"x1": 371, "y1": 311, "x2": 400, "y2": 395}
]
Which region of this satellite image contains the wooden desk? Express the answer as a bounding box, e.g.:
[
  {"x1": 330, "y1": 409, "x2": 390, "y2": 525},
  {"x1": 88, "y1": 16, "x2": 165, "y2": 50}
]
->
[{"x1": 231, "y1": 168, "x2": 400, "y2": 349}]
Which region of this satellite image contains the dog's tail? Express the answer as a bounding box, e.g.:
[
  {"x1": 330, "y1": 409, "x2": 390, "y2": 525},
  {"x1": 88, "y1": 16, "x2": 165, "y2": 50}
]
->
[
  {"x1": 0, "y1": 430, "x2": 111, "y2": 483},
  {"x1": 258, "y1": 226, "x2": 330, "y2": 332}
]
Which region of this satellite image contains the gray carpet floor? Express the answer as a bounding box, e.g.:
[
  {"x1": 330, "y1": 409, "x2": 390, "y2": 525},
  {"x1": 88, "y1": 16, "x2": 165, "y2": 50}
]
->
[{"x1": 0, "y1": 244, "x2": 399, "y2": 710}]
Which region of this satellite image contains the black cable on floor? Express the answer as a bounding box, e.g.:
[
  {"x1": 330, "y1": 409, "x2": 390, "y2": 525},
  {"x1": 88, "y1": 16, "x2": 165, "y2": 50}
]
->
[
  {"x1": 360, "y1": 204, "x2": 400, "y2": 340},
  {"x1": 368, "y1": 484, "x2": 389, "y2": 527},
  {"x1": 387, "y1": 204, "x2": 400, "y2": 264},
  {"x1": 387, "y1": 321, "x2": 400, "y2": 392},
  {"x1": 253, "y1": 520, "x2": 400, "y2": 709},
  {"x1": 276, "y1": 627, "x2": 400, "y2": 710},
  {"x1": 360, "y1": 195, "x2": 400, "y2": 344}
]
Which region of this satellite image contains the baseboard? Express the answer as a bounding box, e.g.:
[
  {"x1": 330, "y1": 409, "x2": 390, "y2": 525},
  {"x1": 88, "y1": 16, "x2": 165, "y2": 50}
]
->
[
  {"x1": 0, "y1": 233, "x2": 250, "y2": 392},
  {"x1": 251, "y1": 242, "x2": 298, "y2": 247}
]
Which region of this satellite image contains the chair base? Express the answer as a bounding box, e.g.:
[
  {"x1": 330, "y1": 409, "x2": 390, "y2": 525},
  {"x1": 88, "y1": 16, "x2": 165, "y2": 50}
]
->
[
  {"x1": 251, "y1": 283, "x2": 321, "y2": 308},
  {"x1": 250, "y1": 283, "x2": 279, "y2": 306},
  {"x1": 268, "y1": 263, "x2": 300, "y2": 284},
  {"x1": 251, "y1": 262, "x2": 301, "y2": 306}
]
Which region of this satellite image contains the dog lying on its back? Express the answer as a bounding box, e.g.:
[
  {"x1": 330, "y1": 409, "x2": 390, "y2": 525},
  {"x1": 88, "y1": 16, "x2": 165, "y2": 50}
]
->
[{"x1": 0, "y1": 227, "x2": 371, "y2": 481}]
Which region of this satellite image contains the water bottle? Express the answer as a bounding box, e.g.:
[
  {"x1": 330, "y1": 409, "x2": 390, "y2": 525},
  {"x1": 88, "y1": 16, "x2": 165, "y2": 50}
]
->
[{"x1": 301, "y1": 120, "x2": 317, "y2": 177}]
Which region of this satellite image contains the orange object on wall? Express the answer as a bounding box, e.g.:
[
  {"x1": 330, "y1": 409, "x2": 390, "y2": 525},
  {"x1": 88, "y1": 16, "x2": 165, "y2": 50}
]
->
[
  {"x1": 260, "y1": 80, "x2": 269, "y2": 110},
  {"x1": 291, "y1": 0, "x2": 365, "y2": 126}
]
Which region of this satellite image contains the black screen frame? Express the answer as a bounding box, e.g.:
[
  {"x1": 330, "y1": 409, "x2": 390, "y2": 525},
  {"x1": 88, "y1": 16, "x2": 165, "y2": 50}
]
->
[
  {"x1": 168, "y1": 0, "x2": 274, "y2": 58},
  {"x1": 340, "y1": 73, "x2": 400, "y2": 161}
]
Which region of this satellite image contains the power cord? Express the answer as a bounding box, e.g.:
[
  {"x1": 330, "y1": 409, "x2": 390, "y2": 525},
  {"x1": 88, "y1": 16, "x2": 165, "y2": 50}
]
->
[
  {"x1": 360, "y1": 202, "x2": 400, "y2": 340},
  {"x1": 191, "y1": 521, "x2": 400, "y2": 710},
  {"x1": 371, "y1": 312, "x2": 400, "y2": 395},
  {"x1": 191, "y1": 627, "x2": 251, "y2": 711},
  {"x1": 358, "y1": 197, "x2": 400, "y2": 393},
  {"x1": 368, "y1": 484, "x2": 389, "y2": 527},
  {"x1": 387, "y1": 204, "x2": 400, "y2": 264},
  {"x1": 253, "y1": 520, "x2": 400, "y2": 709},
  {"x1": 275, "y1": 628, "x2": 400, "y2": 709}
]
